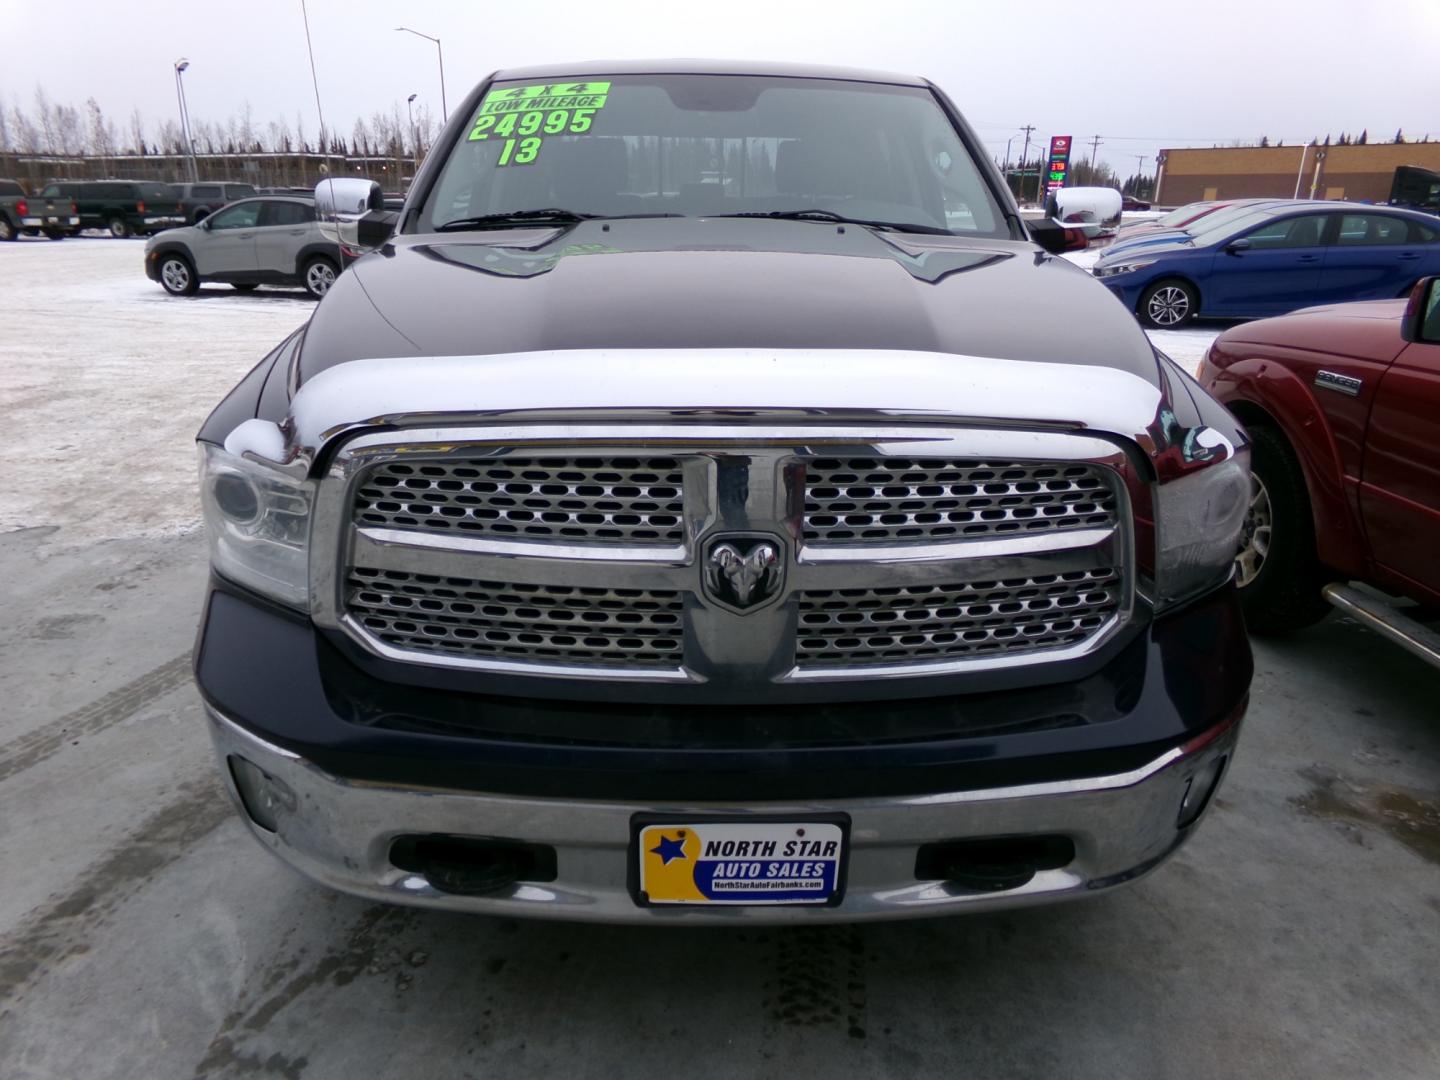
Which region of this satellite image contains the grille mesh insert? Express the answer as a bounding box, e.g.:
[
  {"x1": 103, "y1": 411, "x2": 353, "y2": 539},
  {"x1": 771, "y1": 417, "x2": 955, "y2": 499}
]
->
[
  {"x1": 803, "y1": 458, "x2": 1117, "y2": 543},
  {"x1": 353, "y1": 457, "x2": 685, "y2": 544},
  {"x1": 346, "y1": 567, "x2": 684, "y2": 667},
  {"x1": 795, "y1": 568, "x2": 1120, "y2": 667}
]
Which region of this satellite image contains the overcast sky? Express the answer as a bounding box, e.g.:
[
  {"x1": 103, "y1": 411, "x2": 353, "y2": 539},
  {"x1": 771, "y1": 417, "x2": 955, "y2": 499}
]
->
[{"x1": 3, "y1": 0, "x2": 1438, "y2": 174}]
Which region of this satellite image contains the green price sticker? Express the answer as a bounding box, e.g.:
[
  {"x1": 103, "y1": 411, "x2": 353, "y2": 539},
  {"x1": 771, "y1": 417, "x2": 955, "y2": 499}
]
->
[{"x1": 469, "y1": 81, "x2": 612, "y2": 166}]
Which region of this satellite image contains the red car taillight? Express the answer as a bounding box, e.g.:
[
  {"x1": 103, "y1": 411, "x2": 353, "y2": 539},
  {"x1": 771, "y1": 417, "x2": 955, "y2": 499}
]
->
[
  {"x1": 16, "y1": 199, "x2": 27, "y2": 216},
  {"x1": 70, "y1": 202, "x2": 78, "y2": 214},
  {"x1": 136, "y1": 201, "x2": 145, "y2": 213}
]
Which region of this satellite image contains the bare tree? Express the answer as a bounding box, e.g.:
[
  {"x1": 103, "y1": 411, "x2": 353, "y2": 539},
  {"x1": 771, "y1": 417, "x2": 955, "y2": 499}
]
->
[
  {"x1": 86, "y1": 98, "x2": 118, "y2": 158},
  {"x1": 129, "y1": 108, "x2": 146, "y2": 156},
  {"x1": 0, "y1": 95, "x2": 10, "y2": 153},
  {"x1": 34, "y1": 86, "x2": 58, "y2": 152}
]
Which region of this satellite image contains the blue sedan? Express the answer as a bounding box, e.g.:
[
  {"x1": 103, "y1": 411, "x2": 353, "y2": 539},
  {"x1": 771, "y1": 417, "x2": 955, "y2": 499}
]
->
[{"x1": 1093, "y1": 202, "x2": 1440, "y2": 328}]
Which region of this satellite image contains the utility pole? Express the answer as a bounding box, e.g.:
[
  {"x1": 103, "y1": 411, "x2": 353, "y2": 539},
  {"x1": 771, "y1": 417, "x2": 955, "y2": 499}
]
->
[
  {"x1": 1018, "y1": 124, "x2": 1036, "y2": 204},
  {"x1": 1134, "y1": 154, "x2": 1146, "y2": 197},
  {"x1": 1087, "y1": 135, "x2": 1103, "y2": 175}
]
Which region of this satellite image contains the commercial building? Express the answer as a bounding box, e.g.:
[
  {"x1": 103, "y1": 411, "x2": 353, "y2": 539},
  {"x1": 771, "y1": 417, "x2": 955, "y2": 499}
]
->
[{"x1": 1155, "y1": 142, "x2": 1440, "y2": 205}]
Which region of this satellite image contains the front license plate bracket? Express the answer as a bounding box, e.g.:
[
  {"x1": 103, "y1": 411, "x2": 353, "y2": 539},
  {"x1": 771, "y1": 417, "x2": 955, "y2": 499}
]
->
[{"x1": 629, "y1": 813, "x2": 851, "y2": 908}]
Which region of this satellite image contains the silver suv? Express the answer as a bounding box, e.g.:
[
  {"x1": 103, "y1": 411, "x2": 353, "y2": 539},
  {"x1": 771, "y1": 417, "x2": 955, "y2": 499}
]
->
[{"x1": 144, "y1": 195, "x2": 354, "y2": 299}]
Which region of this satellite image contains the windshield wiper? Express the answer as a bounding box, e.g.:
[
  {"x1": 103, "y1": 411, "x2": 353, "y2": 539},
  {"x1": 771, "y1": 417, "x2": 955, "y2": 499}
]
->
[
  {"x1": 436, "y1": 209, "x2": 596, "y2": 231},
  {"x1": 436, "y1": 209, "x2": 687, "y2": 232},
  {"x1": 716, "y1": 209, "x2": 952, "y2": 236}
]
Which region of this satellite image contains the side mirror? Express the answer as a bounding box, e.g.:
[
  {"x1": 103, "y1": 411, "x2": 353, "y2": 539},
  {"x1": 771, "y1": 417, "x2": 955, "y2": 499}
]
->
[
  {"x1": 315, "y1": 177, "x2": 383, "y2": 219},
  {"x1": 356, "y1": 211, "x2": 399, "y2": 248},
  {"x1": 1028, "y1": 217, "x2": 1088, "y2": 255},
  {"x1": 1224, "y1": 237, "x2": 1252, "y2": 254},
  {"x1": 315, "y1": 177, "x2": 389, "y2": 252},
  {"x1": 1401, "y1": 276, "x2": 1439, "y2": 343}
]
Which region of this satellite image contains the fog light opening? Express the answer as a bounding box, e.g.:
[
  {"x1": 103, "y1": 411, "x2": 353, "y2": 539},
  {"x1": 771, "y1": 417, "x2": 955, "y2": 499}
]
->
[
  {"x1": 915, "y1": 835, "x2": 1076, "y2": 893},
  {"x1": 1177, "y1": 755, "x2": 1228, "y2": 829},
  {"x1": 228, "y1": 755, "x2": 297, "y2": 833},
  {"x1": 389, "y1": 835, "x2": 558, "y2": 897}
]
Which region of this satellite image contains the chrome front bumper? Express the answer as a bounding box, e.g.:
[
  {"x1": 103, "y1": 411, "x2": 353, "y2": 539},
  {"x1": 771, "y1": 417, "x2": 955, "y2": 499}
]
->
[{"x1": 207, "y1": 706, "x2": 1239, "y2": 924}]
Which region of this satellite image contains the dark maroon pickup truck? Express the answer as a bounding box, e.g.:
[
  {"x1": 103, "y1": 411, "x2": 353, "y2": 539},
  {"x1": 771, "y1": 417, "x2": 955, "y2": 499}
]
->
[{"x1": 1199, "y1": 276, "x2": 1440, "y2": 663}]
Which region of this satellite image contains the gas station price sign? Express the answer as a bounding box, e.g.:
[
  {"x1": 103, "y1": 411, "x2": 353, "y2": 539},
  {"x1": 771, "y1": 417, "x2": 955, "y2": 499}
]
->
[{"x1": 1047, "y1": 135, "x2": 1072, "y2": 194}]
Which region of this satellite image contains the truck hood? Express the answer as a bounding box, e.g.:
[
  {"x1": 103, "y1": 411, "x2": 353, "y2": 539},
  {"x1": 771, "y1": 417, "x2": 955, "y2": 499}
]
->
[{"x1": 298, "y1": 217, "x2": 1160, "y2": 386}]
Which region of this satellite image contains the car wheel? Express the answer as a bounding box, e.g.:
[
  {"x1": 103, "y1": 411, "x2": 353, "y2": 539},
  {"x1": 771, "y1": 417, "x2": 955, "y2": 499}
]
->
[
  {"x1": 1235, "y1": 423, "x2": 1331, "y2": 634},
  {"x1": 108, "y1": 216, "x2": 131, "y2": 239},
  {"x1": 231, "y1": 283, "x2": 258, "y2": 292},
  {"x1": 303, "y1": 256, "x2": 338, "y2": 299},
  {"x1": 159, "y1": 254, "x2": 199, "y2": 296},
  {"x1": 1139, "y1": 278, "x2": 1197, "y2": 329},
  {"x1": 0, "y1": 218, "x2": 15, "y2": 241}
]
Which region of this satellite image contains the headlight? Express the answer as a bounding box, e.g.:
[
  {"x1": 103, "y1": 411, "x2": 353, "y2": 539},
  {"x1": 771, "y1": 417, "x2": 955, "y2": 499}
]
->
[
  {"x1": 199, "y1": 442, "x2": 315, "y2": 608},
  {"x1": 1153, "y1": 440, "x2": 1251, "y2": 609},
  {"x1": 1093, "y1": 259, "x2": 1155, "y2": 279}
]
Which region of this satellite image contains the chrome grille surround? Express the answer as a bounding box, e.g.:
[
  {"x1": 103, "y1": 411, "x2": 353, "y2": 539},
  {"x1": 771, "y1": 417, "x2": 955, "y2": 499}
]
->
[
  {"x1": 346, "y1": 567, "x2": 684, "y2": 667},
  {"x1": 795, "y1": 568, "x2": 1122, "y2": 668},
  {"x1": 353, "y1": 456, "x2": 685, "y2": 544},
  {"x1": 804, "y1": 458, "x2": 1118, "y2": 543},
  {"x1": 309, "y1": 423, "x2": 1135, "y2": 689}
]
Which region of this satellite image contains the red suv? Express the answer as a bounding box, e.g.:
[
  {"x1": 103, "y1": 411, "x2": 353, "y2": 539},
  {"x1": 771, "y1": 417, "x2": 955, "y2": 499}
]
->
[{"x1": 1199, "y1": 277, "x2": 1440, "y2": 659}]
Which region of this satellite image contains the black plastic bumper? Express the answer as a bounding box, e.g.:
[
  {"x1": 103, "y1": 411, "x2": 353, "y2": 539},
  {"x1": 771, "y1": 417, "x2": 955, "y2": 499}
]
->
[{"x1": 194, "y1": 580, "x2": 1252, "y2": 802}]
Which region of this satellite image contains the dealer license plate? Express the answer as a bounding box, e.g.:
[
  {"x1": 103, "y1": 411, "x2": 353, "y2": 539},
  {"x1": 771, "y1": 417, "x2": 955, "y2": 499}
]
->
[{"x1": 633, "y1": 817, "x2": 848, "y2": 906}]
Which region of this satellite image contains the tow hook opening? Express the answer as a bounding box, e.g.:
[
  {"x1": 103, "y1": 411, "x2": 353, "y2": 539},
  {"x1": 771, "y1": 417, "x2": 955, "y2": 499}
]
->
[
  {"x1": 915, "y1": 835, "x2": 1076, "y2": 893},
  {"x1": 1177, "y1": 755, "x2": 1229, "y2": 829},
  {"x1": 389, "y1": 834, "x2": 558, "y2": 896}
]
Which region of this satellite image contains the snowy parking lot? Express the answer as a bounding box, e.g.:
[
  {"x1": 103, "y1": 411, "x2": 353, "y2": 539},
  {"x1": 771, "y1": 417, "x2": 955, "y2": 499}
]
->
[{"x1": 4, "y1": 235, "x2": 1438, "y2": 1080}]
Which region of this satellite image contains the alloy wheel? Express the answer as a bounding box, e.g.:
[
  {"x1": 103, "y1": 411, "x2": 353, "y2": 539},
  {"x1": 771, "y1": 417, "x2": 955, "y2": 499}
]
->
[
  {"x1": 161, "y1": 258, "x2": 191, "y2": 294},
  {"x1": 1146, "y1": 285, "x2": 1190, "y2": 327},
  {"x1": 0, "y1": 218, "x2": 13, "y2": 241},
  {"x1": 306, "y1": 261, "x2": 336, "y2": 297},
  {"x1": 1235, "y1": 472, "x2": 1273, "y2": 588}
]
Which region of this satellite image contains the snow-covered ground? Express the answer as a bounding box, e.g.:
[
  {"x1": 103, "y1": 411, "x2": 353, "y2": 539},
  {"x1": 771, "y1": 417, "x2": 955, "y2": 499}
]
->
[
  {"x1": 0, "y1": 236, "x2": 1221, "y2": 544},
  {"x1": 0, "y1": 237, "x2": 312, "y2": 542}
]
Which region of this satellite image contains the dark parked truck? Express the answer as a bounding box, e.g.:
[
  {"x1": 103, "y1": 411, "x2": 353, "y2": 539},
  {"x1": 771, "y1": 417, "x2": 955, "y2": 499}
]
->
[
  {"x1": 41, "y1": 180, "x2": 186, "y2": 237},
  {"x1": 194, "y1": 61, "x2": 1254, "y2": 923},
  {"x1": 0, "y1": 179, "x2": 80, "y2": 240}
]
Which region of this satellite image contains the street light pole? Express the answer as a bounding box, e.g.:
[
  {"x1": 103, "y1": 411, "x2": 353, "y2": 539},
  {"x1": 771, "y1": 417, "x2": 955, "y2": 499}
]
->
[
  {"x1": 173, "y1": 59, "x2": 198, "y2": 183},
  {"x1": 407, "y1": 93, "x2": 418, "y2": 170},
  {"x1": 396, "y1": 27, "x2": 447, "y2": 122}
]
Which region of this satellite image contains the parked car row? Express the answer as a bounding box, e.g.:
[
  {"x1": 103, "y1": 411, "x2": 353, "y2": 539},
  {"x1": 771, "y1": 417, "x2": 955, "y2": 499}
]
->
[{"x1": 1093, "y1": 199, "x2": 1440, "y2": 327}]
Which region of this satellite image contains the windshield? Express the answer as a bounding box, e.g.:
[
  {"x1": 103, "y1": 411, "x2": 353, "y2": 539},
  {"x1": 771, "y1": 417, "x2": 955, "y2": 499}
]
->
[
  {"x1": 1158, "y1": 202, "x2": 1215, "y2": 227},
  {"x1": 421, "y1": 74, "x2": 1006, "y2": 237},
  {"x1": 1185, "y1": 202, "x2": 1278, "y2": 238}
]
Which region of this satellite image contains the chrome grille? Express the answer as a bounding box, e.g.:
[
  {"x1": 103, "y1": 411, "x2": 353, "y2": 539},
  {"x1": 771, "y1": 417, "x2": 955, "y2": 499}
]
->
[
  {"x1": 353, "y1": 456, "x2": 685, "y2": 544},
  {"x1": 795, "y1": 568, "x2": 1121, "y2": 668},
  {"x1": 345, "y1": 567, "x2": 684, "y2": 667},
  {"x1": 803, "y1": 458, "x2": 1117, "y2": 543}
]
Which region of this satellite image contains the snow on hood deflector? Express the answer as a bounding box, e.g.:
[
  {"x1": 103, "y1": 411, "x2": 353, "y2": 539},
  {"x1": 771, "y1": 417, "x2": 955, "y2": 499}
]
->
[{"x1": 220, "y1": 348, "x2": 1176, "y2": 475}]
